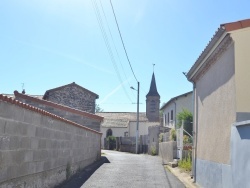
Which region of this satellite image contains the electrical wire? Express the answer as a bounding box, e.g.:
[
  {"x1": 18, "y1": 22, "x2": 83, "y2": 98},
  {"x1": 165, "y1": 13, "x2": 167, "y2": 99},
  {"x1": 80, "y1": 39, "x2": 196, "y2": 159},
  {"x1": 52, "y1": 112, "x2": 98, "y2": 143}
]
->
[
  {"x1": 91, "y1": 0, "x2": 133, "y2": 102},
  {"x1": 109, "y1": 0, "x2": 138, "y2": 83},
  {"x1": 98, "y1": 0, "x2": 133, "y2": 91}
]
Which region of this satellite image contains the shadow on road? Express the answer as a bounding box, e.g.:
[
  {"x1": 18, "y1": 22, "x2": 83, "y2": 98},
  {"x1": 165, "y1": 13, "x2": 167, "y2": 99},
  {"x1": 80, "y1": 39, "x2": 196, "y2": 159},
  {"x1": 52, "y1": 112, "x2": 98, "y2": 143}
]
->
[{"x1": 55, "y1": 156, "x2": 110, "y2": 188}]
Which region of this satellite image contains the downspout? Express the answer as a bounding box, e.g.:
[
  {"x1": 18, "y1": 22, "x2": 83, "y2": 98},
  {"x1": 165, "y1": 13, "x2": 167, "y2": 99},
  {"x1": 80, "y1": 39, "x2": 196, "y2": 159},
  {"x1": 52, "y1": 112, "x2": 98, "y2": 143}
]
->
[
  {"x1": 191, "y1": 81, "x2": 197, "y2": 182},
  {"x1": 174, "y1": 101, "x2": 177, "y2": 129}
]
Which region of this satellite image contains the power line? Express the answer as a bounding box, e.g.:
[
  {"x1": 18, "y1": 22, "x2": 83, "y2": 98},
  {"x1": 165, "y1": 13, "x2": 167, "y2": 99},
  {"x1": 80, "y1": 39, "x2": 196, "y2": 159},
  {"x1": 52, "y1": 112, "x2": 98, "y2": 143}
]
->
[
  {"x1": 109, "y1": 0, "x2": 138, "y2": 82},
  {"x1": 91, "y1": 0, "x2": 133, "y2": 102},
  {"x1": 98, "y1": 0, "x2": 133, "y2": 90}
]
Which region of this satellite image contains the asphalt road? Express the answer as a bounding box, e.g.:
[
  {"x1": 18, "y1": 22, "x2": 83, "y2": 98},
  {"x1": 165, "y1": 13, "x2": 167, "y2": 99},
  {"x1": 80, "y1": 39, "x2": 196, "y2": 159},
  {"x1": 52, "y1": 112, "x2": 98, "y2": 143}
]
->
[{"x1": 81, "y1": 150, "x2": 185, "y2": 188}]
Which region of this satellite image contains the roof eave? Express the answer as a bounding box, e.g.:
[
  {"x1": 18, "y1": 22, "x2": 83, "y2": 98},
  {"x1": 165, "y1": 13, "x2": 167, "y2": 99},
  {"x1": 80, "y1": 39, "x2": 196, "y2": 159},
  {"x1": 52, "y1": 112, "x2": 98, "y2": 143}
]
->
[{"x1": 187, "y1": 27, "x2": 227, "y2": 82}]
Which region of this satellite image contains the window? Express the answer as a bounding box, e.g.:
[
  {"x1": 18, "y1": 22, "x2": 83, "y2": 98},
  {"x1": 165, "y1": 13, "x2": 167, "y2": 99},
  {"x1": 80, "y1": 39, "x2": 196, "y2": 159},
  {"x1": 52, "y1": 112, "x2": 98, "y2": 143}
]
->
[
  {"x1": 124, "y1": 132, "x2": 128, "y2": 137},
  {"x1": 168, "y1": 112, "x2": 169, "y2": 123},
  {"x1": 106, "y1": 129, "x2": 112, "y2": 137},
  {"x1": 171, "y1": 110, "x2": 173, "y2": 121}
]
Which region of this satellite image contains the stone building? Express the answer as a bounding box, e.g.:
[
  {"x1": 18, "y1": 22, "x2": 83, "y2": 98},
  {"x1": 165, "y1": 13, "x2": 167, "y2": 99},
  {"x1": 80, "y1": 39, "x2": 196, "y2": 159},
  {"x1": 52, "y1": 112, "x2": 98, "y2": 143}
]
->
[
  {"x1": 146, "y1": 73, "x2": 160, "y2": 122},
  {"x1": 43, "y1": 82, "x2": 98, "y2": 114},
  {"x1": 97, "y1": 112, "x2": 159, "y2": 148},
  {"x1": 14, "y1": 90, "x2": 103, "y2": 131}
]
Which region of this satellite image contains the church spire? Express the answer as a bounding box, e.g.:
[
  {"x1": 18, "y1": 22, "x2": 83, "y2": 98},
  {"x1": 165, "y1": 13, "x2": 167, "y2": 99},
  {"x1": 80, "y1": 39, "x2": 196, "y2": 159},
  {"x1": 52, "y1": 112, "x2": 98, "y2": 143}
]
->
[
  {"x1": 146, "y1": 69, "x2": 160, "y2": 122},
  {"x1": 146, "y1": 72, "x2": 160, "y2": 97}
]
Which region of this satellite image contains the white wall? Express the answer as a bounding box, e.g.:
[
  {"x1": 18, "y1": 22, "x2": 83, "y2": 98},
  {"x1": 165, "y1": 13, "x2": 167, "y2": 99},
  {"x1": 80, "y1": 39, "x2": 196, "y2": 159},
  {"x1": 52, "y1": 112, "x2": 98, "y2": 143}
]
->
[
  {"x1": 162, "y1": 92, "x2": 192, "y2": 129},
  {"x1": 100, "y1": 127, "x2": 128, "y2": 148},
  {"x1": 129, "y1": 121, "x2": 160, "y2": 136}
]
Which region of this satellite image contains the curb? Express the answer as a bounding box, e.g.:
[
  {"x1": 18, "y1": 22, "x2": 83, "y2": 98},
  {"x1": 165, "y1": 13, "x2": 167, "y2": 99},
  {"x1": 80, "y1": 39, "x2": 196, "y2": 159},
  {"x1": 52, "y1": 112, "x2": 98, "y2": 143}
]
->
[{"x1": 165, "y1": 166, "x2": 199, "y2": 188}]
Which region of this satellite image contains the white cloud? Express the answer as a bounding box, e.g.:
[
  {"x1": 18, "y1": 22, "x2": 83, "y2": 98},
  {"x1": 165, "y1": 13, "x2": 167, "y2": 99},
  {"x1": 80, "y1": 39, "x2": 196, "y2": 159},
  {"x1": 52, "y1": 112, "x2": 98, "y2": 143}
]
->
[
  {"x1": 13, "y1": 39, "x2": 114, "y2": 74},
  {"x1": 100, "y1": 77, "x2": 132, "y2": 104},
  {"x1": 134, "y1": 0, "x2": 149, "y2": 25}
]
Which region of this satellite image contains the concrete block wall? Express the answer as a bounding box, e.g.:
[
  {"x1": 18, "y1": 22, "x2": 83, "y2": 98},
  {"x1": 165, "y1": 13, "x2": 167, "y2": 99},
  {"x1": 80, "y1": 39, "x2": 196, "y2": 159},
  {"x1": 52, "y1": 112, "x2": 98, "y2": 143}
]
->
[
  {"x1": 0, "y1": 99, "x2": 101, "y2": 188},
  {"x1": 159, "y1": 141, "x2": 177, "y2": 164},
  {"x1": 15, "y1": 96, "x2": 101, "y2": 131},
  {"x1": 148, "y1": 125, "x2": 160, "y2": 155}
]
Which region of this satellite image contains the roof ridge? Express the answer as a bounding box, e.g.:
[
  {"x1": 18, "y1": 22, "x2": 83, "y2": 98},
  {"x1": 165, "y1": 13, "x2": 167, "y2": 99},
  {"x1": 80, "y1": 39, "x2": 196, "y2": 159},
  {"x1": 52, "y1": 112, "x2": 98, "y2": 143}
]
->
[
  {"x1": 160, "y1": 91, "x2": 193, "y2": 110},
  {"x1": 43, "y1": 82, "x2": 99, "y2": 99},
  {"x1": 0, "y1": 94, "x2": 101, "y2": 135},
  {"x1": 14, "y1": 91, "x2": 103, "y2": 121}
]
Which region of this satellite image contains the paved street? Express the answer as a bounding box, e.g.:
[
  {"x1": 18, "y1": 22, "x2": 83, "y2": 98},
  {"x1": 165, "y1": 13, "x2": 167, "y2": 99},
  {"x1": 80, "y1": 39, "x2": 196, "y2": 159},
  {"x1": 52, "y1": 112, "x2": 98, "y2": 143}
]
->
[{"x1": 81, "y1": 150, "x2": 185, "y2": 188}]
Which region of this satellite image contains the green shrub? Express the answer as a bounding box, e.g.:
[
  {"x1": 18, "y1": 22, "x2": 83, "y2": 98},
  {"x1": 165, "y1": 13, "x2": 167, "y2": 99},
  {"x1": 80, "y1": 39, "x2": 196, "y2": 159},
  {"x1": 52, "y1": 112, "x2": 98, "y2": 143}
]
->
[
  {"x1": 150, "y1": 145, "x2": 157, "y2": 156},
  {"x1": 178, "y1": 152, "x2": 192, "y2": 172},
  {"x1": 177, "y1": 109, "x2": 193, "y2": 136},
  {"x1": 107, "y1": 136, "x2": 116, "y2": 150},
  {"x1": 170, "y1": 128, "x2": 176, "y2": 141},
  {"x1": 66, "y1": 162, "x2": 71, "y2": 179},
  {"x1": 159, "y1": 133, "x2": 164, "y2": 143}
]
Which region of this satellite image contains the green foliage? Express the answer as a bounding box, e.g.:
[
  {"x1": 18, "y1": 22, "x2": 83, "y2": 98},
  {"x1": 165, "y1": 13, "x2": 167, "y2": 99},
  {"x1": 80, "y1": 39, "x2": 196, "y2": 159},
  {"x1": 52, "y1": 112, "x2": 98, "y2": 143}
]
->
[
  {"x1": 159, "y1": 109, "x2": 164, "y2": 117},
  {"x1": 66, "y1": 162, "x2": 71, "y2": 179},
  {"x1": 177, "y1": 109, "x2": 193, "y2": 136},
  {"x1": 95, "y1": 104, "x2": 104, "y2": 112},
  {"x1": 159, "y1": 133, "x2": 164, "y2": 143},
  {"x1": 170, "y1": 128, "x2": 176, "y2": 141},
  {"x1": 107, "y1": 136, "x2": 116, "y2": 150},
  {"x1": 178, "y1": 152, "x2": 192, "y2": 172},
  {"x1": 150, "y1": 145, "x2": 157, "y2": 156},
  {"x1": 183, "y1": 135, "x2": 192, "y2": 144}
]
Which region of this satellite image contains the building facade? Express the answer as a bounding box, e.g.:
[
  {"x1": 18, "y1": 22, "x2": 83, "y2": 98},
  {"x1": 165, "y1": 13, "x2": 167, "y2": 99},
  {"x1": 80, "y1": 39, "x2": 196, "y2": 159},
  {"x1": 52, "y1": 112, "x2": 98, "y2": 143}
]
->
[
  {"x1": 187, "y1": 19, "x2": 250, "y2": 188},
  {"x1": 43, "y1": 82, "x2": 98, "y2": 114},
  {"x1": 160, "y1": 91, "x2": 193, "y2": 129},
  {"x1": 14, "y1": 90, "x2": 103, "y2": 131}
]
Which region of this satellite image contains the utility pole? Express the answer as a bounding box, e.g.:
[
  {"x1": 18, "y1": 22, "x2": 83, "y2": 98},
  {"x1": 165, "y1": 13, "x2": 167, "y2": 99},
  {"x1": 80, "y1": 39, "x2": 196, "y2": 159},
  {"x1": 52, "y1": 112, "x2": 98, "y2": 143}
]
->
[
  {"x1": 136, "y1": 81, "x2": 140, "y2": 154},
  {"x1": 130, "y1": 82, "x2": 140, "y2": 154}
]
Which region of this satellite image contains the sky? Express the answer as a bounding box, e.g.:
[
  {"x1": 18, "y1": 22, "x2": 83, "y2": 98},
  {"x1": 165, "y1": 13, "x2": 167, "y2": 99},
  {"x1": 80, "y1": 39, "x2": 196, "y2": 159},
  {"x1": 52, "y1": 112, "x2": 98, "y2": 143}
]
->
[{"x1": 0, "y1": 0, "x2": 249, "y2": 112}]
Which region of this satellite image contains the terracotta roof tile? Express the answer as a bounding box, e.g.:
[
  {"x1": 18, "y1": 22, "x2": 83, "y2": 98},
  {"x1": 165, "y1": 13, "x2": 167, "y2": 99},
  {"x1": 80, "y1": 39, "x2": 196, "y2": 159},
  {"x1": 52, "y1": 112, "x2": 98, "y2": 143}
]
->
[
  {"x1": 0, "y1": 94, "x2": 102, "y2": 135},
  {"x1": 97, "y1": 112, "x2": 148, "y2": 128},
  {"x1": 222, "y1": 19, "x2": 250, "y2": 32}
]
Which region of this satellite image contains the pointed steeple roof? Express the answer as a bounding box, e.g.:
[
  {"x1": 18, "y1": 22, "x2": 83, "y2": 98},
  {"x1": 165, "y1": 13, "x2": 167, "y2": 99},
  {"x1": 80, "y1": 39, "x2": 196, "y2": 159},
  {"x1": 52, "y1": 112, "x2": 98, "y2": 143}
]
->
[{"x1": 146, "y1": 73, "x2": 160, "y2": 97}]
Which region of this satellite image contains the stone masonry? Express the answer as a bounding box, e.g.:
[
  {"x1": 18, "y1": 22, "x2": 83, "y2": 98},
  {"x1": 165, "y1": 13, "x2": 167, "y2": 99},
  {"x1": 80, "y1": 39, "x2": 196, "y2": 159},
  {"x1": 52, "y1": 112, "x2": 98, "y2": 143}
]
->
[
  {"x1": 43, "y1": 82, "x2": 98, "y2": 114},
  {"x1": 15, "y1": 91, "x2": 103, "y2": 131}
]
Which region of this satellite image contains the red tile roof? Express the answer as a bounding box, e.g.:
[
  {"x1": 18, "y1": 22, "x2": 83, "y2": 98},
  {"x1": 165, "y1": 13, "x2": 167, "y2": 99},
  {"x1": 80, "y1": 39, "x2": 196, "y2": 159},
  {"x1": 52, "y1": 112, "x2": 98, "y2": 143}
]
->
[
  {"x1": 0, "y1": 94, "x2": 102, "y2": 135},
  {"x1": 222, "y1": 19, "x2": 250, "y2": 32},
  {"x1": 14, "y1": 91, "x2": 104, "y2": 121}
]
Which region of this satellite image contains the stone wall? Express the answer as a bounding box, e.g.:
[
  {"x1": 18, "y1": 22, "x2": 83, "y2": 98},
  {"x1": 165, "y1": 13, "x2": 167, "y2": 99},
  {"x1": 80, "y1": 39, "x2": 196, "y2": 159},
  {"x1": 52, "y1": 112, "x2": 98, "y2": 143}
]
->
[
  {"x1": 45, "y1": 84, "x2": 97, "y2": 113},
  {"x1": 0, "y1": 98, "x2": 101, "y2": 188},
  {"x1": 15, "y1": 93, "x2": 102, "y2": 131}
]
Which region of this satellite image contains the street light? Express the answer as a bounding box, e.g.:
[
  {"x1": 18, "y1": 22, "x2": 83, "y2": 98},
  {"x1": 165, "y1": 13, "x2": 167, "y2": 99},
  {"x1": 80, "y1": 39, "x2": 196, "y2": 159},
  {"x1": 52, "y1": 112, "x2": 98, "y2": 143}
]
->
[{"x1": 130, "y1": 81, "x2": 140, "y2": 154}]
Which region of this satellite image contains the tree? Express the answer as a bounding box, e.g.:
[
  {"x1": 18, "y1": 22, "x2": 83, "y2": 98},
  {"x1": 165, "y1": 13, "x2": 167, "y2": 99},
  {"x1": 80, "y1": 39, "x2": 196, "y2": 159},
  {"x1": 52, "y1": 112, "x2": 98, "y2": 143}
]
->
[
  {"x1": 95, "y1": 104, "x2": 104, "y2": 113},
  {"x1": 177, "y1": 109, "x2": 193, "y2": 136}
]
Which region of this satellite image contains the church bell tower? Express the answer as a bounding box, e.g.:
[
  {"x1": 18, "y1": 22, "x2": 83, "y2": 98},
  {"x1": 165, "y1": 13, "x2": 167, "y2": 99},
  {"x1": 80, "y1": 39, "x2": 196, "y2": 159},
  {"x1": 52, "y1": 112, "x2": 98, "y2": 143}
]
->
[{"x1": 146, "y1": 72, "x2": 160, "y2": 122}]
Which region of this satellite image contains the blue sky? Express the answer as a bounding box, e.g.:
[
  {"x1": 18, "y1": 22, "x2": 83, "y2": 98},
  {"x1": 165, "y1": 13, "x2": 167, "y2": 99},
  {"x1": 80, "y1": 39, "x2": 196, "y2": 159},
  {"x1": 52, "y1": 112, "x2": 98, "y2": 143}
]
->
[{"x1": 1, "y1": 0, "x2": 249, "y2": 112}]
